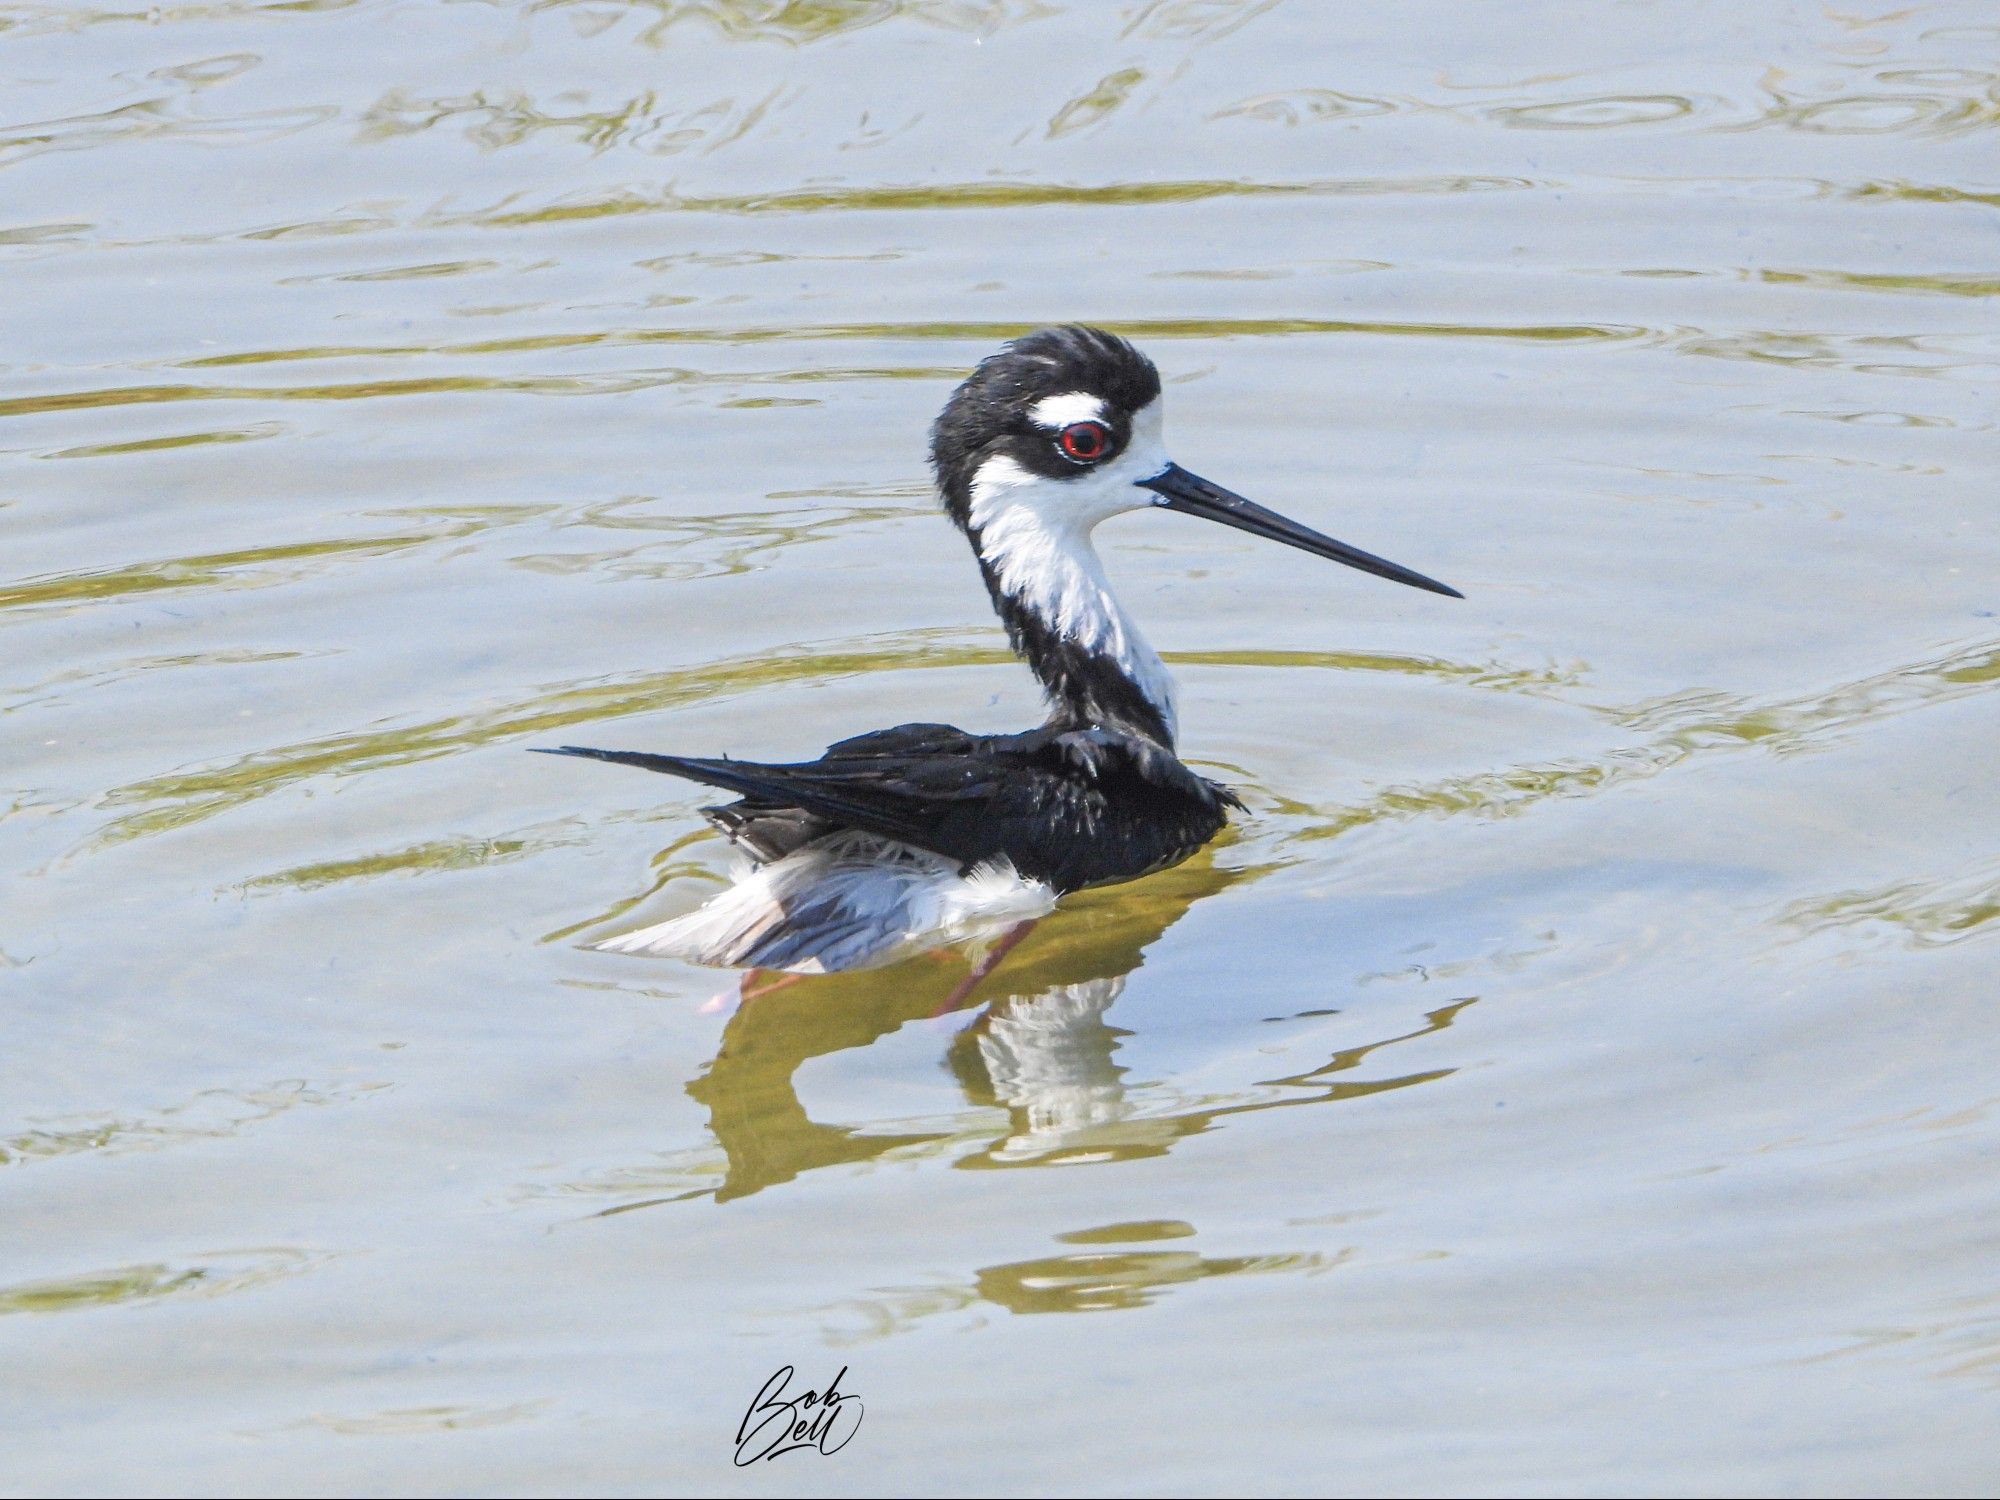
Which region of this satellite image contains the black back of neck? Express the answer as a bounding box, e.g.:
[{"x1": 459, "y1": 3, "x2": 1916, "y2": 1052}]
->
[{"x1": 977, "y1": 564, "x2": 1177, "y2": 747}]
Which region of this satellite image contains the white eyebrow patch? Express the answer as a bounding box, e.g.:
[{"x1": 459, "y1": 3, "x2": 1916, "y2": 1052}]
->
[{"x1": 1027, "y1": 391, "x2": 1106, "y2": 429}]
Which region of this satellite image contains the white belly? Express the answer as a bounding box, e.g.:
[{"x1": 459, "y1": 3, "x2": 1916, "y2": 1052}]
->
[{"x1": 591, "y1": 832, "x2": 1057, "y2": 974}]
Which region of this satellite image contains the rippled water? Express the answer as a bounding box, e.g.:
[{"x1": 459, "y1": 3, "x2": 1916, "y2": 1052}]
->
[{"x1": 4, "y1": 1, "x2": 1997, "y2": 1493}]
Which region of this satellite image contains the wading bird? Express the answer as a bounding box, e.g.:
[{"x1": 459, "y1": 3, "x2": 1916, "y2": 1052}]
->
[{"x1": 539, "y1": 326, "x2": 1458, "y2": 982}]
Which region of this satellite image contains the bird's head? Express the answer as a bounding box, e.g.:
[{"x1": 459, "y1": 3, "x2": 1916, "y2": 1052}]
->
[{"x1": 930, "y1": 324, "x2": 1461, "y2": 598}]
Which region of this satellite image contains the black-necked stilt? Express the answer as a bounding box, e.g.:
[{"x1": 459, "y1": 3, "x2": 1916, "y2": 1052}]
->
[{"x1": 539, "y1": 326, "x2": 1458, "y2": 977}]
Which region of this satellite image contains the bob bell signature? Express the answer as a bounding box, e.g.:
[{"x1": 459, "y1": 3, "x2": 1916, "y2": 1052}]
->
[{"x1": 735, "y1": 1364, "x2": 863, "y2": 1464}]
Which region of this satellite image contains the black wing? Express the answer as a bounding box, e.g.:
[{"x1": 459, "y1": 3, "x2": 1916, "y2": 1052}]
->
[{"x1": 535, "y1": 722, "x2": 1235, "y2": 892}]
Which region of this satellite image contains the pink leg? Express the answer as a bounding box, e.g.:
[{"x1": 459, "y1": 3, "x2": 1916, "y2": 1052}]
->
[
  {"x1": 739, "y1": 967, "x2": 809, "y2": 1003},
  {"x1": 933, "y1": 920, "x2": 1039, "y2": 1017}
]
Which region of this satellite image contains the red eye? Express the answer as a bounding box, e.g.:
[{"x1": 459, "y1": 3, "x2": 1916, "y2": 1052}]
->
[{"x1": 1058, "y1": 421, "x2": 1110, "y2": 463}]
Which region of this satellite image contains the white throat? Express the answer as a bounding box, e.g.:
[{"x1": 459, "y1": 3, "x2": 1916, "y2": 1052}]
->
[{"x1": 965, "y1": 399, "x2": 1179, "y2": 738}]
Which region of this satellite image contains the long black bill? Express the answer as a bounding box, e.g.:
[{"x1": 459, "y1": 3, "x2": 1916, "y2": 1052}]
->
[{"x1": 1139, "y1": 463, "x2": 1462, "y2": 599}]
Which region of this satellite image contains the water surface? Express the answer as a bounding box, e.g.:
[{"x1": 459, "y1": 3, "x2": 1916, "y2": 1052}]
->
[{"x1": 3, "y1": 1, "x2": 1997, "y2": 1493}]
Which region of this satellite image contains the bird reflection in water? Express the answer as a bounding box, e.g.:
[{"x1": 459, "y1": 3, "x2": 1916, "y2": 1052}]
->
[
  {"x1": 681, "y1": 848, "x2": 1239, "y2": 1202},
  {"x1": 946, "y1": 975, "x2": 1136, "y2": 1166},
  {"x1": 571, "y1": 845, "x2": 1472, "y2": 1211}
]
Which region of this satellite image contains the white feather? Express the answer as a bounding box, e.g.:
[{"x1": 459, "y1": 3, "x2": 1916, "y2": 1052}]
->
[
  {"x1": 1027, "y1": 391, "x2": 1108, "y2": 429},
  {"x1": 977, "y1": 977, "x2": 1139, "y2": 1158},
  {"x1": 967, "y1": 397, "x2": 1178, "y2": 737},
  {"x1": 593, "y1": 832, "x2": 1055, "y2": 974}
]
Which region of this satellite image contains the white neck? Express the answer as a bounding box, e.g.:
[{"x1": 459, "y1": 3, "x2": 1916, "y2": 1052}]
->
[{"x1": 968, "y1": 455, "x2": 1179, "y2": 740}]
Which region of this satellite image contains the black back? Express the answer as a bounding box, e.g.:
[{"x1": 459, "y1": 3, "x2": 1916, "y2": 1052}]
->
[{"x1": 541, "y1": 723, "x2": 1238, "y2": 894}]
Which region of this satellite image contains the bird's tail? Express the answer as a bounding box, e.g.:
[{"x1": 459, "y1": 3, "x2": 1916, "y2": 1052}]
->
[{"x1": 530, "y1": 744, "x2": 935, "y2": 848}]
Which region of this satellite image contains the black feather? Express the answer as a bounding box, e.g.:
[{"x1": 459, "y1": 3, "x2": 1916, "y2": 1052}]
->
[{"x1": 534, "y1": 722, "x2": 1233, "y2": 894}]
